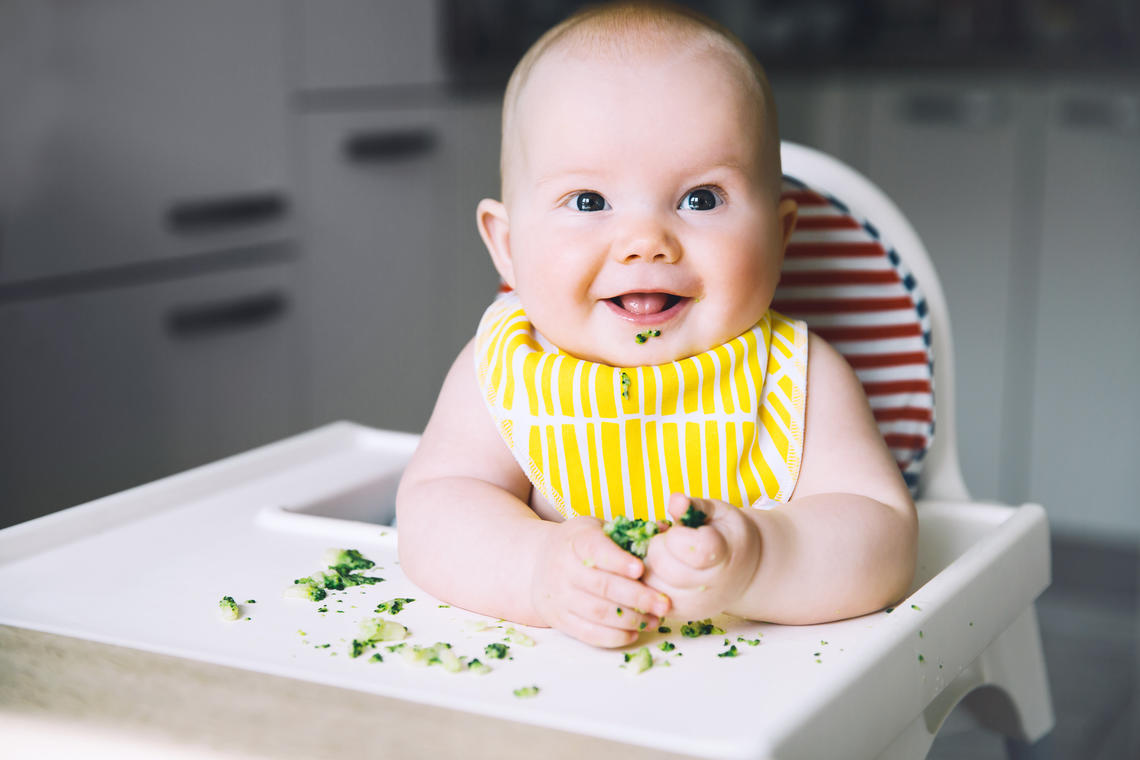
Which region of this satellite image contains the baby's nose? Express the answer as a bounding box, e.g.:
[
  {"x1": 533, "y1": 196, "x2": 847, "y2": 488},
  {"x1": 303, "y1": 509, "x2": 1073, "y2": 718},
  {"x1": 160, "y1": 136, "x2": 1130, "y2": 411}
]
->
[{"x1": 614, "y1": 222, "x2": 681, "y2": 264}]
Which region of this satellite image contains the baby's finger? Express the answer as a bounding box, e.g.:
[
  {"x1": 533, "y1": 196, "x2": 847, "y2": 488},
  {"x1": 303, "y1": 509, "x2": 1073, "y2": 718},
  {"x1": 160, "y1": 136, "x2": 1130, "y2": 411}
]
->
[
  {"x1": 575, "y1": 567, "x2": 671, "y2": 618},
  {"x1": 572, "y1": 524, "x2": 644, "y2": 579},
  {"x1": 561, "y1": 611, "x2": 641, "y2": 649},
  {"x1": 565, "y1": 590, "x2": 659, "y2": 633},
  {"x1": 664, "y1": 522, "x2": 728, "y2": 570}
]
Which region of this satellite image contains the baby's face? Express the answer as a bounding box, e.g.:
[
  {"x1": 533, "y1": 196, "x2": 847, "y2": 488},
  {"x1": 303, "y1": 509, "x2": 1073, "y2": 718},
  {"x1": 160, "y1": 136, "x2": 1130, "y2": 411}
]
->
[{"x1": 494, "y1": 44, "x2": 795, "y2": 366}]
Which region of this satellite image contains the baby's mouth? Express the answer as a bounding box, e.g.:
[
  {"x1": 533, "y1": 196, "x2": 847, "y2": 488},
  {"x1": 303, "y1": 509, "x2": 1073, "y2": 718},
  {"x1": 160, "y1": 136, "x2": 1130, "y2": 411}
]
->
[{"x1": 606, "y1": 292, "x2": 688, "y2": 323}]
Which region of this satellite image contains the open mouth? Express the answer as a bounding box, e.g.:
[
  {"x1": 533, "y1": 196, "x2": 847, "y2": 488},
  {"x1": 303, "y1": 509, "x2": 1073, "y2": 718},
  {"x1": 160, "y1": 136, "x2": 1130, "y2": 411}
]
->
[{"x1": 605, "y1": 292, "x2": 689, "y2": 323}]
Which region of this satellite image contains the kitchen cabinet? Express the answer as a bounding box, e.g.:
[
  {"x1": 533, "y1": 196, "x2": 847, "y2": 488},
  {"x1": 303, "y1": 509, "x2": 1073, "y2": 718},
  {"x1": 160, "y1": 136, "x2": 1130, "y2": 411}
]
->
[
  {"x1": 290, "y1": 0, "x2": 445, "y2": 91},
  {"x1": 862, "y1": 77, "x2": 1027, "y2": 501},
  {"x1": 1026, "y1": 83, "x2": 1140, "y2": 536},
  {"x1": 0, "y1": 260, "x2": 305, "y2": 528},
  {"x1": 771, "y1": 74, "x2": 865, "y2": 166},
  {"x1": 0, "y1": 0, "x2": 293, "y2": 284},
  {"x1": 297, "y1": 98, "x2": 501, "y2": 433}
]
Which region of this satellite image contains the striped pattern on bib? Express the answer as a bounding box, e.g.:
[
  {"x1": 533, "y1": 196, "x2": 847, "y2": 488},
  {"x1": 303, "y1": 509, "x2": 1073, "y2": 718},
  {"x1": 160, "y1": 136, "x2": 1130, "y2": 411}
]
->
[{"x1": 474, "y1": 293, "x2": 808, "y2": 522}]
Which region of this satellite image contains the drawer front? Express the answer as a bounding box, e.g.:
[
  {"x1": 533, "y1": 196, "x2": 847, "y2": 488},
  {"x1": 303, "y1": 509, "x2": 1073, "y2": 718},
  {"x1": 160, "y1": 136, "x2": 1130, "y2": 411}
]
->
[
  {"x1": 0, "y1": 1, "x2": 294, "y2": 284},
  {"x1": 298, "y1": 102, "x2": 501, "y2": 433},
  {"x1": 0, "y1": 260, "x2": 304, "y2": 527}
]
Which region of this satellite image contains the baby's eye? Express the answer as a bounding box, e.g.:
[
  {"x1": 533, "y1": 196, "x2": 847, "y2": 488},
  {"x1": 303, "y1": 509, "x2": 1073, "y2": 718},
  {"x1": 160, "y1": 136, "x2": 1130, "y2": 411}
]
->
[
  {"x1": 571, "y1": 191, "x2": 609, "y2": 212},
  {"x1": 681, "y1": 187, "x2": 723, "y2": 211}
]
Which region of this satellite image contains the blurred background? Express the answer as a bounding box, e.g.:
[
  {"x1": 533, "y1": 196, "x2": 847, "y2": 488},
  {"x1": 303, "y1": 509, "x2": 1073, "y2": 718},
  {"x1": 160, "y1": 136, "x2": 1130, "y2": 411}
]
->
[{"x1": 0, "y1": 1, "x2": 1136, "y2": 754}]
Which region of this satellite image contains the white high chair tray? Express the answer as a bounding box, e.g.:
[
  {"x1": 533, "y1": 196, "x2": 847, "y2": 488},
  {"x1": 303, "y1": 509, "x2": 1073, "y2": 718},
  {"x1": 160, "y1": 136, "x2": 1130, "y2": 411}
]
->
[{"x1": 0, "y1": 422, "x2": 1049, "y2": 760}]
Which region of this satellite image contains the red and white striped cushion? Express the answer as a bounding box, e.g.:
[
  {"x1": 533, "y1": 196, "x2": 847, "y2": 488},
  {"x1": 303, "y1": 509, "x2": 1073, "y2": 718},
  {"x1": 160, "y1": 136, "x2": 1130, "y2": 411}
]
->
[{"x1": 774, "y1": 177, "x2": 935, "y2": 494}]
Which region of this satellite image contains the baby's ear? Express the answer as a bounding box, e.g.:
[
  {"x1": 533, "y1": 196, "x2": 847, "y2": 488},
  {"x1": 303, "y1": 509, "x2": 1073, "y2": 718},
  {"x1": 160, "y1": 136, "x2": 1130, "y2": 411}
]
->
[
  {"x1": 777, "y1": 197, "x2": 798, "y2": 254},
  {"x1": 476, "y1": 198, "x2": 515, "y2": 289}
]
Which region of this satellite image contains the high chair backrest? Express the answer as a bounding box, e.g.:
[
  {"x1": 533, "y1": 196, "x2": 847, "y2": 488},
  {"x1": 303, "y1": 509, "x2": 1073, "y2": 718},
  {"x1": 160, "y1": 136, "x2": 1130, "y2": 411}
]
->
[{"x1": 775, "y1": 142, "x2": 969, "y2": 502}]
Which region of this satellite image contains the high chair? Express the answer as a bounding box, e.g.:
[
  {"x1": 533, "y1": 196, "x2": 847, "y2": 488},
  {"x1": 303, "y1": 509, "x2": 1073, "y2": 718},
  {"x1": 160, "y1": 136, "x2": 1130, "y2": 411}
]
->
[
  {"x1": 0, "y1": 143, "x2": 1055, "y2": 760},
  {"x1": 775, "y1": 141, "x2": 1055, "y2": 758}
]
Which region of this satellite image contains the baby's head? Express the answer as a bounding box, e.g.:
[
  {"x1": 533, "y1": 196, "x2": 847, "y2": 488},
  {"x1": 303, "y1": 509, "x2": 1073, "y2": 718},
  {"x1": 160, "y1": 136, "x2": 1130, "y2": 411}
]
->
[{"x1": 477, "y1": 2, "x2": 798, "y2": 367}]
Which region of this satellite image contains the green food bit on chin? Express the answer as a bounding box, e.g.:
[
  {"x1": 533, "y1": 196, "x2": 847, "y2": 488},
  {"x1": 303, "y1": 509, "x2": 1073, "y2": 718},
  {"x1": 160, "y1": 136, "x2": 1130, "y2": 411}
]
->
[
  {"x1": 513, "y1": 685, "x2": 540, "y2": 698},
  {"x1": 633, "y1": 329, "x2": 662, "y2": 344},
  {"x1": 679, "y1": 503, "x2": 708, "y2": 528}
]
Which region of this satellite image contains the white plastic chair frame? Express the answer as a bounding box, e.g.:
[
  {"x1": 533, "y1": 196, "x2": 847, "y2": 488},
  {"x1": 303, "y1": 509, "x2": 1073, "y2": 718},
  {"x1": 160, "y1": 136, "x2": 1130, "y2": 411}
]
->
[{"x1": 781, "y1": 141, "x2": 1054, "y2": 759}]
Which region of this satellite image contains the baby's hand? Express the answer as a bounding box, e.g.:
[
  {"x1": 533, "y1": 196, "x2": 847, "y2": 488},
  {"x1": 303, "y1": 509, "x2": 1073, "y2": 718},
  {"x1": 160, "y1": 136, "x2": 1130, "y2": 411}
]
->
[
  {"x1": 642, "y1": 494, "x2": 761, "y2": 619},
  {"x1": 532, "y1": 516, "x2": 671, "y2": 648}
]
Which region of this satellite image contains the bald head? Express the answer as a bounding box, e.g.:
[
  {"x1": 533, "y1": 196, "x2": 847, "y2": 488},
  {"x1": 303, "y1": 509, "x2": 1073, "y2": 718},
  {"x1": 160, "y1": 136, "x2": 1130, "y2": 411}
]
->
[{"x1": 499, "y1": 2, "x2": 782, "y2": 203}]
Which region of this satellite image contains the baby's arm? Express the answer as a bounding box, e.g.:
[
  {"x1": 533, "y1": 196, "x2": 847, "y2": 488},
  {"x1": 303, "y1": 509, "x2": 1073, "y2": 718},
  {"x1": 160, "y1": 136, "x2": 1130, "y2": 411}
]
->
[
  {"x1": 396, "y1": 340, "x2": 669, "y2": 646},
  {"x1": 644, "y1": 333, "x2": 917, "y2": 623}
]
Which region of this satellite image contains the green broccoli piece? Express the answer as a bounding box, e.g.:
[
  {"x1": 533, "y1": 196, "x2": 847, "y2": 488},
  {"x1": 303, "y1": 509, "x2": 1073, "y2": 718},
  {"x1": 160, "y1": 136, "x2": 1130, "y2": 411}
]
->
[
  {"x1": 659, "y1": 641, "x2": 676, "y2": 652},
  {"x1": 218, "y1": 596, "x2": 240, "y2": 621},
  {"x1": 397, "y1": 642, "x2": 485, "y2": 674},
  {"x1": 602, "y1": 515, "x2": 659, "y2": 558},
  {"x1": 717, "y1": 645, "x2": 740, "y2": 658},
  {"x1": 679, "y1": 503, "x2": 708, "y2": 528},
  {"x1": 369, "y1": 653, "x2": 384, "y2": 663},
  {"x1": 324, "y1": 548, "x2": 375, "y2": 572},
  {"x1": 622, "y1": 646, "x2": 653, "y2": 674},
  {"x1": 484, "y1": 642, "x2": 509, "y2": 659},
  {"x1": 358, "y1": 617, "x2": 409, "y2": 643},
  {"x1": 285, "y1": 581, "x2": 327, "y2": 602},
  {"x1": 513, "y1": 685, "x2": 540, "y2": 698},
  {"x1": 504, "y1": 627, "x2": 536, "y2": 647},
  {"x1": 350, "y1": 639, "x2": 373, "y2": 658},
  {"x1": 374, "y1": 597, "x2": 415, "y2": 615},
  {"x1": 680, "y1": 619, "x2": 724, "y2": 638},
  {"x1": 466, "y1": 658, "x2": 492, "y2": 675}
]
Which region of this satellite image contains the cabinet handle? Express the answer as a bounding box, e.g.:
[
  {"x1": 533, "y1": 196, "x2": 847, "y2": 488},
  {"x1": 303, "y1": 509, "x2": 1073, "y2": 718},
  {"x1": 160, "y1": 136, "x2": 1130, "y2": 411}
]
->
[
  {"x1": 166, "y1": 291, "x2": 288, "y2": 339},
  {"x1": 1059, "y1": 96, "x2": 1139, "y2": 134},
  {"x1": 898, "y1": 91, "x2": 1005, "y2": 129},
  {"x1": 166, "y1": 191, "x2": 289, "y2": 234},
  {"x1": 343, "y1": 128, "x2": 438, "y2": 164}
]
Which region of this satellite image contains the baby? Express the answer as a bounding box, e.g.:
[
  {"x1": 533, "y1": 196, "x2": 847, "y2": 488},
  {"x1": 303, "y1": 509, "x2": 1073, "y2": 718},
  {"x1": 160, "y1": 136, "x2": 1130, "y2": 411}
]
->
[{"x1": 397, "y1": 2, "x2": 917, "y2": 648}]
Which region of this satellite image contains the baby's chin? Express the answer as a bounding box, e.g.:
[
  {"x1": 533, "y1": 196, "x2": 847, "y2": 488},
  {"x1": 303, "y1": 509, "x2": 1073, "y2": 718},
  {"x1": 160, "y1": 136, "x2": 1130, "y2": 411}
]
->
[{"x1": 554, "y1": 335, "x2": 703, "y2": 368}]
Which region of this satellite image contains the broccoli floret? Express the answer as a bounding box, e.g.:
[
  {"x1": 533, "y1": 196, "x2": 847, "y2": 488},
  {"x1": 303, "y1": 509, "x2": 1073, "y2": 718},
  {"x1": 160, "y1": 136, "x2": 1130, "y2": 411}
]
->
[
  {"x1": 717, "y1": 645, "x2": 740, "y2": 658},
  {"x1": 513, "y1": 685, "x2": 540, "y2": 698},
  {"x1": 680, "y1": 619, "x2": 724, "y2": 638},
  {"x1": 374, "y1": 597, "x2": 415, "y2": 615},
  {"x1": 466, "y1": 658, "x2": 492, "y2": 675},
  {"x1": 504, "y1": 627, "x2": 535, "y2": 647},
  {"x1": 622, "y1": 646, "x2": 653, "y2": 674},
  {"x1": 218, "y1": 596, "x2": 240, "y2": 621},
  {"x1": 350, "y1": 639, "x2": 373, "y2": 658},
  {"x1": 602, "y1": 515, "x2": 659, "y2": 558},
  {"x1": 324, "y1": 548, "x2": 375, "y2": 572},
  {"x1": 344, "y1": 573, "x2": 384, "y2": 586},
  {"x1": 484, "y1": 642, "x2": 509, "y2": 659},
  {"x1": 358, "y1": 617, "x2": 409, "y2": 643},
  {"x1": 679, "y1": 503, "x2": 708, "y2": 528},
  {"x1": 396, "y1": 642, "x2": 488, "y2": 674},
  {"x1": 659, "y1": 641, "x2": 676, "y2": 652},
  {"x1": 284, "y1": 581, "x2": 327, "y2": 602},
  {"x1": 369, "y1": 653, "x2": 384, "y2": 663}
]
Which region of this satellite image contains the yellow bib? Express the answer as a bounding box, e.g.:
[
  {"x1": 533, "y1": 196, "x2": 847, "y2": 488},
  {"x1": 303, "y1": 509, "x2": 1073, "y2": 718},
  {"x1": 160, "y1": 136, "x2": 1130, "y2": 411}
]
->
[{"x1": 474, "y1": 293, "x2": 807, "y2": 522}]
